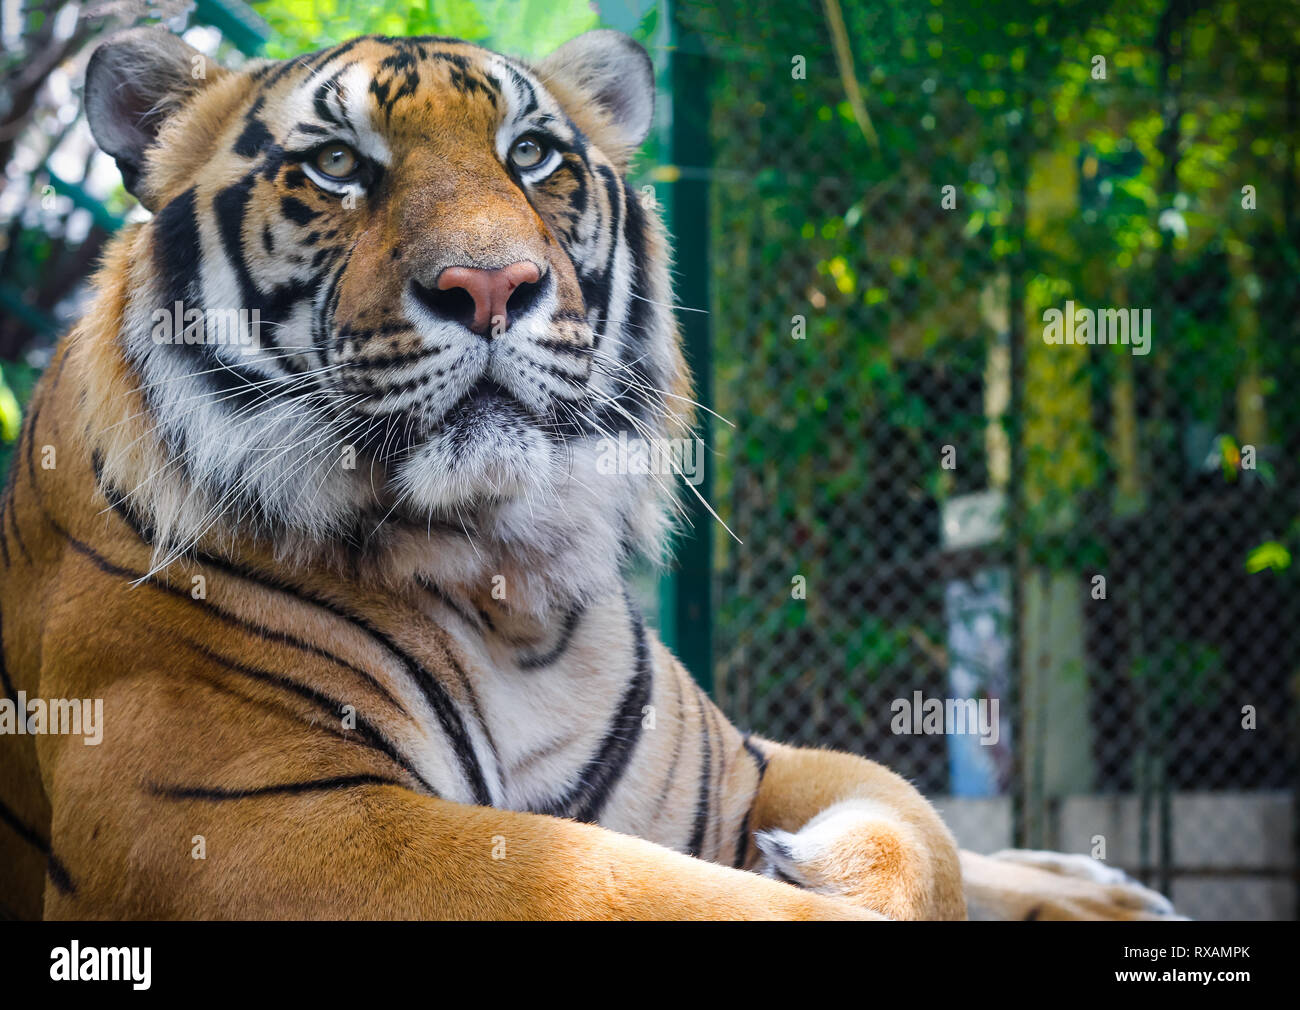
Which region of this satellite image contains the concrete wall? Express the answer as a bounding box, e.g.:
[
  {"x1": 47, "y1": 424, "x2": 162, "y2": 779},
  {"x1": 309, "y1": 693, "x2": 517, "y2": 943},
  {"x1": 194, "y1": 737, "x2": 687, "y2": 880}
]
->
[{"x1": 932, "y1": 791, "x2": 1294, "y2": 920}]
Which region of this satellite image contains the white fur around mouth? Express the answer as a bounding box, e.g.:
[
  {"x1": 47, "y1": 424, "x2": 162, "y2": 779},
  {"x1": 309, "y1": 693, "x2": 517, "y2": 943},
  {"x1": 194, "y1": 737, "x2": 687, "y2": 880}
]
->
[{"x1": 392, "y1": 398, "x2": 559, "y2": 513}]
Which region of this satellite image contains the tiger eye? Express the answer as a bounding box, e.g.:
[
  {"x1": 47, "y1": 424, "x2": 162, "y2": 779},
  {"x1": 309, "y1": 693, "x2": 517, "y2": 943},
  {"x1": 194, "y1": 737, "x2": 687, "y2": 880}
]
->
[
  {"x1": 314, "y1": 143, "x2": 358, "y2": 179},
  {"x1": 509, "y1": 137, "x2": 546, "y2": 169}
]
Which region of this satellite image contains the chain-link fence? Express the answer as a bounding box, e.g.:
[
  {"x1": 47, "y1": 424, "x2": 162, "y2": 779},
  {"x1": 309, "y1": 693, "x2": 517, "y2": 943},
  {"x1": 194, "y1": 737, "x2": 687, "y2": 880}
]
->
[{"x1": 671, "y1": 0, "x2": 1300, "y2": 920}]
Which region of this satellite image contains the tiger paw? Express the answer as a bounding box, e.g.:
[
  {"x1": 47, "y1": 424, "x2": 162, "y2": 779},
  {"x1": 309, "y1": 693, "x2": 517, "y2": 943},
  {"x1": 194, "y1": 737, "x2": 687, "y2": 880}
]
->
[
  {"x1": 753, "y1": 799, "x2": 953, "y2": 920},
  {"x1": 982, "y1": 849, "x2": 1186, "y2": 920}
]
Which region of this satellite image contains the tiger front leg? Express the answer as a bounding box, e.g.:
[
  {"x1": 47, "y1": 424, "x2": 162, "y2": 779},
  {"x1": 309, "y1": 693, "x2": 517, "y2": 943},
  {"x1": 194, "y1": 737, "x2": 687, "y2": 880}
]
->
[
  {"x1": 746, "y1": 739, "x2": 968, "y2": 920},
  {"x1": 47, "y1": 738, "x2": 885, "y2": 921}
]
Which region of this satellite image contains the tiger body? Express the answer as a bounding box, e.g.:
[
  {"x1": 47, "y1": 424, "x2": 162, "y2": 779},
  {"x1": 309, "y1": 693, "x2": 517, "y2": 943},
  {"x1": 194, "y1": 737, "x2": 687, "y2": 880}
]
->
[
  {"x1": 0, "y1": 28, "x2": 1177, "y2": 921},
  {"x1": 1, "y1": 380, "x2": 769, "y2": 916}
]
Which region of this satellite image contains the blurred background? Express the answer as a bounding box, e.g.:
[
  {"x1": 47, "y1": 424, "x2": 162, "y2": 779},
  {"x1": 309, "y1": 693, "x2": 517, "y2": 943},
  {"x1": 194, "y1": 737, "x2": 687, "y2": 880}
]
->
[{"x1": 1, "y1": 0, "x2": 1296, "y2": 919}]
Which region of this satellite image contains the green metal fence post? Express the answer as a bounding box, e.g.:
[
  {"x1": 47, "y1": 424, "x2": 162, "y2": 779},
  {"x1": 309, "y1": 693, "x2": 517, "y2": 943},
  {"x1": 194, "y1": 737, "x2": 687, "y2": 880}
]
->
[
  {"x1": 193, "y1": 0, "x2": 270, "y2": 55},
  {"x1": 663, "y1": 2, "x2": 713, "y2": 694}
]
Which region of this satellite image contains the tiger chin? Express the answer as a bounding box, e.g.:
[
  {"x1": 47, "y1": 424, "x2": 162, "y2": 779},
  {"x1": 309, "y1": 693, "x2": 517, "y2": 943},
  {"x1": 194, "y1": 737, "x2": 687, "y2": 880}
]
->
[{"x1": 0, "y1": 26, "x2": 1180, "y2": 922}]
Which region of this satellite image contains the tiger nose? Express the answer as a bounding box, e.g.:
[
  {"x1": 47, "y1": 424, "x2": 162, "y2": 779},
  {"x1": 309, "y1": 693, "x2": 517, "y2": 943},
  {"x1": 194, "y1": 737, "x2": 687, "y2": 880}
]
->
[{"x1": 436, "y1": 261, "x2": 542, "y2": 335}]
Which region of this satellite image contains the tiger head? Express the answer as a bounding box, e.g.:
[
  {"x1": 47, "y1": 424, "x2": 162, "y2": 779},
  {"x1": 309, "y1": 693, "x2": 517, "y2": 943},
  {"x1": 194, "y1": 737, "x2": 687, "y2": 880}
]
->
[{"x1": 79, "y1": 28, "x2": 690, "y2": 609}]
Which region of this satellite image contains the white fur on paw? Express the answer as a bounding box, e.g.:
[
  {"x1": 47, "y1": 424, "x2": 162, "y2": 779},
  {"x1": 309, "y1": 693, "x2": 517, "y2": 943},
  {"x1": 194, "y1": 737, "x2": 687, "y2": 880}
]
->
[
  {"x1": 755, "y1": 801, "x2": 913, "y2": 919},
  {"x1": 754, "y1": 828, "x2": 810, "y2": 887},
  {"x1": 988, "y1": 849, "x2": 1131, "y2": 885},
  {"x1": 753, "y1": 800, "x2": 897, "y2": 889},
  {"x1": 988, "y1": 849, "x2": 1183, "y2": 918}
]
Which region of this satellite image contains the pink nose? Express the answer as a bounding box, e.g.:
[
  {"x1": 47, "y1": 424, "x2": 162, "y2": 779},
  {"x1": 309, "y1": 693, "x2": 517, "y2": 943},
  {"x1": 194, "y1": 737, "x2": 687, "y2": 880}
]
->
[{"x1": 436, "y1": 261, "x2": 541, "y2": 334}]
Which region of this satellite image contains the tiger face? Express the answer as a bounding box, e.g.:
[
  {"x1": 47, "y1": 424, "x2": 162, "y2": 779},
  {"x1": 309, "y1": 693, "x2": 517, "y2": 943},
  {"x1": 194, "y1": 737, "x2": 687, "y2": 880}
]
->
[{"x1": 82, "y1": 28, "x2": 684, "y2": 597}]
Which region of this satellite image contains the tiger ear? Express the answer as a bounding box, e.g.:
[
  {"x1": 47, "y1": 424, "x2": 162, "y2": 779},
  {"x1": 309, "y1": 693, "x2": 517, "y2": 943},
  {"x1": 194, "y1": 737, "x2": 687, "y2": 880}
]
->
[
  {"x1": 536, "y1": 30, "x2": 654, "y2": 157},
  {"x1": 84, "y1": 27, "x2": 225, "y2": 207}
]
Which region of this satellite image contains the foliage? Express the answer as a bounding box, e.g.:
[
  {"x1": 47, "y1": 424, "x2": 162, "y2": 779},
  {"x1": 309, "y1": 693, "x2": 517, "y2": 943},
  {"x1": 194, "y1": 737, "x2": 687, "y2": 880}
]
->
[
  {"x1": 681, "y1": 0, "x2": 1300, "y2": 781},
  {"x1": 252, "y1": 0, "x2": 601, "y2": 61}
]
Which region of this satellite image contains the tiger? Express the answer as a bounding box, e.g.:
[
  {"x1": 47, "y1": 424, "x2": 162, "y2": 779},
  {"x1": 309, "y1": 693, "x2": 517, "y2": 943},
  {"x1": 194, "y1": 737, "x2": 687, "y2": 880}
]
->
[{"x1": 0, "y1": 25, "x2": 1181, "y2": 921}]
